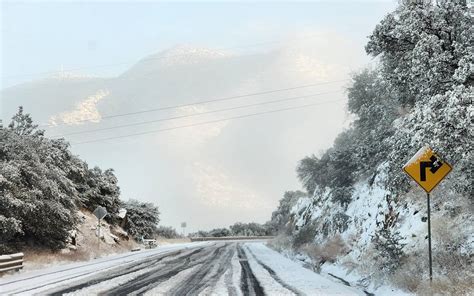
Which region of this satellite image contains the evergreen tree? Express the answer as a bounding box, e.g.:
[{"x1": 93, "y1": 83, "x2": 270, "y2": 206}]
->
[
  {"x1": 123, "y1": 199, "x2": 160, "y2": 240},
  {"x1": 366, "y1": 0, "x2": 473, "y2": 106},
  {"x1": 1, "y1": 108, "x2": 77, "y2": 249},
  {"x1": 373, "y1": 228, "x2": 406, "y2": 274},
  {"x1": 269, "y1": 190, "x2": 306, "y2": 232},
  {"x1": 8, "y1": 106, "x2": 44, "y2": 137}
]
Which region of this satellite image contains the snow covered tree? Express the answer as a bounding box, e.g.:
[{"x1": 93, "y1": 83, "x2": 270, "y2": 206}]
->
[
  {"x1": 326, "y1": 131, "x2": 359, "y2": 188},
  {"x1": 7, "y1": 106, "x2": 44, "y2": 137},
  {"x1": 373, "y1": 228, "x2": 406, "y2": 274},
  {"x1": 365, "y1": 1, "x2": 474, "y2": 196},
  {"x1": 154, "y1": 226, "x2": 181, "y2": 238},
  {"x1": 209, "y1": 228, "x2": 231, "y2": 237},
  {"x1": 366, "y1": 0, "x2": 473, "y2": 107},
  {"x1": 229, "y1": 222, "x2": 269, "y2": 236},
  {"x1": 122, "y1": 199, "x2": 160, "y2": 240},
  {"x1": 297, "y1": 129, "x2": 360, "y2": 196},
  {"x1": 0, "y1": 109, "x2": 78, "y2": 249},
  {"x1": 0, "y1": 107, "x2": 136, "y2": 250},
  {"x1": 78, "y1": 167, "x2": 122, "y2": 222},
  {"x1": 296, "y1": 154, "x2": 329, "y2": 194},
  {"x1": 330, "y1": 187, "x2": 352, "y2": 208},
  {"x1": 269, "y1": 190, "x2": 306, "y2": 232},
  {"x1": 346, "y1": 69, "x2": 397, "y2": 176},
  {"x1": 0, "y1": 215, "x2": 23, "y2": 253},
  {"x1": 386, "y1": 85, "x2": 474, "y2": 194}
]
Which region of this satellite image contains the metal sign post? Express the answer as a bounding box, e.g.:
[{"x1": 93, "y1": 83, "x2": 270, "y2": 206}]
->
[
  {"x1": 181, "y1": 222, "x2": 187, "y2": 237},
  {"x1": 93, "y1": 206, "x2": 108, "y2": 251},
  {"x1": 403, "y1": 146, "x2": 452, "y2": 284},
  {"x1": 98, "y1": 216, "x2": 100, "y2": 250},
  {"x1": 427, "y1": 192, "x2": 432, "y2": 282}
]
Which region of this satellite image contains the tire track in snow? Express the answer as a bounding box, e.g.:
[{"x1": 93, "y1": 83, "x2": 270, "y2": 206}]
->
[
  {"x1": 244, "y1": 245, "x2": 303, "y2": 295},
  {"x1": 168, "y1": 243, "x2": 234, "y2": 295},
  {"x1": 46, "y1": 249, "x2": 186, "y2": 295},
  {"x1": 198, "y1": 243, "x2": 236, "y2": 294},
  {"x1": 3, "y1": 250, "x2": 184, "y2": 295},
  {"x1": 142, "y1": 264, "x2": 202, "y2": 295},
  {"x1": 1, "y1": 243, "x2": 211, "y2": 295},
  {"x1": 103, "y1": 246, "x2": 214, "y2": 295},
  {"x1": 102, "y1": 244, "x2": 226, "y2": 295},
  {"x1": 1, "y1": 248, "x2": 170, "y2": 286},
  {"x1": 237, "y1": 245, "x2": 265, "y2": 296},
  {"x1": 224, "y1": 247, "x2": 239, "y2": 296}
]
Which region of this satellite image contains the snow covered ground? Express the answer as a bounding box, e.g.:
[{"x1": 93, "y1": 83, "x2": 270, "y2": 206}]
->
[
  {"x1": 244, "y1": 243, "x2": 363, "y2": 295},
  {"x1": 0, "y1": 241, "x2": 364, "y2": 295}
]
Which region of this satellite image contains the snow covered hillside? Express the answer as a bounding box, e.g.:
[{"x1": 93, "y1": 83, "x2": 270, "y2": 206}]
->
[
  {"x1": 267, "y1": 1, "x2": 473, "y2": 295},
  {"x1": 285, "y1": 162, "x2": 472, "y2": 294}
]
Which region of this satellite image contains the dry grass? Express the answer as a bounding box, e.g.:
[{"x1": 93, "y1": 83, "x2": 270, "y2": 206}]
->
[
  {"x1": 391, "y1": 253, "x2": 425, "y2": 293},
  {"x1": 300, "y1": 235, "x2": 349, "y2": 272},
  {"x1": 7, "y1": 211, "x2": 195, "y2": 274},
  {"x1": 21, "y1": 211, "x2": 138, "y2": 271},
  {"x1": 22, "y1": 247, "x2": 91, "y2": 270},
  {"x1": 416, "y1": 276, "x2": 474, "y2": 296},
  {"x1": 391, "y1": 248, "x2": 473, "y2": 295}
]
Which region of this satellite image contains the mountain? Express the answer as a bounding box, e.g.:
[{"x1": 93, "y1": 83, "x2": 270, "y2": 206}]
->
[{"x1": 1, "y1": 37, "x2": 360, "y2": 230}]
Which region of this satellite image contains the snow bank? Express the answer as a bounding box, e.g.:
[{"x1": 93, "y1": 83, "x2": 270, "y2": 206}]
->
[{"x1": 245, "y1": 242, "x2": 364, "y2": 295}]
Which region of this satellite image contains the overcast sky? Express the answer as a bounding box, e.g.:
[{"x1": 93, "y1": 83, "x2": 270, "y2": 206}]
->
[
  {"x1": 1, "y1": 1, "x2": 396, "y2": 232},
  {"x1": 1, "y1": 1, "x2": 396, "y2": 89}
]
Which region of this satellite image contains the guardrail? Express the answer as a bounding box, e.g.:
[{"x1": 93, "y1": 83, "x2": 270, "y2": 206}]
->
[
  {"x1": 190, "y1": 236, "x2": 274, "y2": 242},
  {"x1": 0, "y1": 253, "x2": 24, "y2": 274}
]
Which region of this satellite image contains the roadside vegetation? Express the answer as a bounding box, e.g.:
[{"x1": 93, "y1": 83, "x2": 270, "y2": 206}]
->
[
  {"x1": 267, "y1": 1, "x2": 473, "y2": 295},
  {"x1": 0, "y1": 110, "x2": 161, "y2": 253},
  {"x1": 189, "y1": 221, "x2": 274, "y2": 238}
]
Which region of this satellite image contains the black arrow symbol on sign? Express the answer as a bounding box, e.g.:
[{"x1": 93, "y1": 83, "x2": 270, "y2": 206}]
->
[{"x1": 419, "y1": 155, "x2": 443, "y2": 181}]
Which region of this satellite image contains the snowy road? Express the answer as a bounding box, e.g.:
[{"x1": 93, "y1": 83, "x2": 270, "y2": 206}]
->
[{"x1": 0, "y1": 242, "x2": 363, "y2": 295}]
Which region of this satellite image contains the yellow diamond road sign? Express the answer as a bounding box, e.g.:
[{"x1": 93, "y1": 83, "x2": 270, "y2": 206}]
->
[{"x1": 403, "y1": 146, "x2": 452, "y2": 193}]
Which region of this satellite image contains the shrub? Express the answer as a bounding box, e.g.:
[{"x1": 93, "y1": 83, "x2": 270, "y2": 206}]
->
[
  {"x1": 391, "y1": 252, "x2": 424, "y2": 293},
  {"x1": 267, "y1": 233, "x2": 293, "y2": 253},
  {"x1": 155, "y1": 226, "x2": 181, "y2": 239},
  {"x1": 292, "y1": 222, "x2": 317, "y2": 249},
  {"x1": 372, "y1": 228, "x2": 406, "y2": 274},
  {"x1": 332, "y1": 213, "x2": 351, "y2": 233},
  {"x1": 209, "y1": 228, "x2": 231, "y2": 237},
  {"x1": 330, "y1": 187, "x2": 353, "y2": 208},
  {"x1": 301, "y1": 235, "x2": 349, "y2": 272},
  {"x1": 229, "y1": 222, "x2": 269, "y2": 236},
  {"x1": 0, "y1": 215, "x2": 23, "y2": 253}
]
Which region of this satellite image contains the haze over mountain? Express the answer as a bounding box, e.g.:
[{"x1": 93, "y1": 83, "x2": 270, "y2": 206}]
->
[{"x1": 1, "y1": 32, "x2": 368, "y2": 231}]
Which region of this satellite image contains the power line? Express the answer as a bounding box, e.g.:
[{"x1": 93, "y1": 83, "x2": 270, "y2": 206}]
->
[
  {"x1": 51, "y1": 90, "x2": 343, "y2": 137},
  {"x1": 42, "y1": 79, "x2": 348, "y2": 128},
  {"x1": 71, "y1": 98, "x2": 345, "y2": 145}
]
